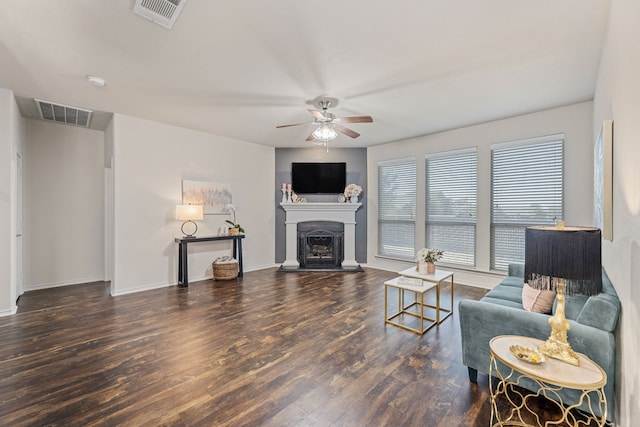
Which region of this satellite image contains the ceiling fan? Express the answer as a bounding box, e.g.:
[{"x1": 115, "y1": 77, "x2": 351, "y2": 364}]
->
[{"x1": 276, "y1": 99, "x2": 373, "y2": 143}]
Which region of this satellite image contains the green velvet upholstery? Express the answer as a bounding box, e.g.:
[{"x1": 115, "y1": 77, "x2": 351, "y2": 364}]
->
[{"x1": 459, "y1": 263, "x2": 620, "y2": 421}]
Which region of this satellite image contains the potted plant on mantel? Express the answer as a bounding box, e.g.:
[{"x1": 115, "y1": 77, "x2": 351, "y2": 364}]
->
[{"x1": 416, "y1": 248, "x2": 444, "y2": 274}]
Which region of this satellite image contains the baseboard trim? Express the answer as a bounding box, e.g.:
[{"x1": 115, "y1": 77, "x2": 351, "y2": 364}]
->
[
  {"x1": 24, "y1": 276, "x2": 105, "y2": 291},
  {"x1": 0, "y1": 307, "x2": 18, "y2": 317},
  {"x1": 111, "y1": 280, "x2": 173, "y2": 296}
]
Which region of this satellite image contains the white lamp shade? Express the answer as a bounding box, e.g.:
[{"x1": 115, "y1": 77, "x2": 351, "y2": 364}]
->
[{"x1": 176, "y1": 204, "x2": 204, "y2": 221}]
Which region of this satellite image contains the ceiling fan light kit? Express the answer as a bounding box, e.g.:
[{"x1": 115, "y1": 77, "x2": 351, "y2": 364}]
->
[
  {"x1": 312, "y1": 123, "x2": 338, "y2": 142},
  {"x1": 276, "y1": 98, "x2": 373, "y2": 151}
]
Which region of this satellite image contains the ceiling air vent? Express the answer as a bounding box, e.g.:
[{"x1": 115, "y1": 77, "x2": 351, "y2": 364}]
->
[
  {"x1": 133, "y1": 0, "x2": 187, "y2": 30},
  {"x1": 35, "y1": 99, "x2": 93, "y2": 128}
]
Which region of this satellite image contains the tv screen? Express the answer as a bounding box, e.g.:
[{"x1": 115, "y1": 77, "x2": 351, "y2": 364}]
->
[{"x1": 292, "y1": 162, "x2": 346, "y2": 194}]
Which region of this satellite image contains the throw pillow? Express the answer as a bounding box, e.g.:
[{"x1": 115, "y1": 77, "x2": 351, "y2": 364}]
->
[{"x1": 522, "y1": 283, "x2": 556, "y2": 314}]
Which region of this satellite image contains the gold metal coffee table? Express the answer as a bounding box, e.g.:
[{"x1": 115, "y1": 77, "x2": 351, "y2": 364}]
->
[
  {"x1": 489, "y1": 335, "x2": 608, "y2": 426},
  {"x1": 384, "y1": 268, "x2": 454, "y2": 335}
]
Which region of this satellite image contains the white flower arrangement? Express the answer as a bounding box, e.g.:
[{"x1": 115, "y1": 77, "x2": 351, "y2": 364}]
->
[
  {"x1": 344, "y1": 183, "x2": 363, "y2": 198},
  {"x1": 416, "y1": 248, "x2": 444, "y2": 263},
  {"x1": 224, "y1": 204, "x2": 244, "y2": 233},
  {"x1": 225, "y1": 204, "x2": 236, "y2": 223}
]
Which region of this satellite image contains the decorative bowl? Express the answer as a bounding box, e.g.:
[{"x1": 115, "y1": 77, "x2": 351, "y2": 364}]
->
[{"x1": 509, "y1": 345, "x2": 546, "y2": 364}]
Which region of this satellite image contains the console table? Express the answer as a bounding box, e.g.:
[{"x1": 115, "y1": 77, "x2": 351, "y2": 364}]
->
[{"x1": 174, "y1": 235, "x2": 245, "y2": 287}]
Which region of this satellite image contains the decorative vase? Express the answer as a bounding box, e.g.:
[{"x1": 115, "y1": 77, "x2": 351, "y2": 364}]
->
[
  {"x1": 417, "y1": 261, "x2": 428, "y2": 274},
  {"x1": 427, "y1": 262, "x2": 436, "y2": 274},
  {"x1": 229, "y1": 227, "x2": 240, "y2": 236},
  {"x1": 351, "y1": 195, "x2": 359, "y2": 203}
]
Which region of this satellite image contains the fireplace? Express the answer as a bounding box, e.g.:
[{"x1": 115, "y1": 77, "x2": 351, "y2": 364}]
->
[
  {"x1": 298, "y1": 221, "x2": 344, "y2": 269},
  {"x1": 280, "y1": 202, "x2": 362, "y2": 271}
]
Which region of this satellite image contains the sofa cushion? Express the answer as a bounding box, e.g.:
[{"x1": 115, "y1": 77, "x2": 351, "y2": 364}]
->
[
  {"x1": 556, "y1": 294, "x2": 589, "y2": 320},
  {"x1": 480, "y1": 297, "x2": 524, "y2": 310},
  {"x1": 498, "y1": 276, "x2": 526, "y2": 289},
  {"x1": 576, "y1": 293, "x2": 621, "y2": 332},
  {"x1": 556, "y1": 268, "x2": 620, "y2": 323},
  {"x1": 484, "y1": 283, "x2": 523, "y2": 304},
  {"x1": 522, "y1": 283, "x2": 556, "y2": 314},
  {"x1": 508, "y1": 263, "x2": 525, "y2": 278}
]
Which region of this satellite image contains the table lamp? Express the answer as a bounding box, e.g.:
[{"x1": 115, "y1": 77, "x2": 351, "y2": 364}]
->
[
  {"x1": 176, "y1": 204, "x2": 204, "y2": 238},
  {"x1": 524, "y1": 225, "x2": 602, "y2": 365}
]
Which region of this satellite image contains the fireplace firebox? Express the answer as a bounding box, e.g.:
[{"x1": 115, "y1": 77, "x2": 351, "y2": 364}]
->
[{"x1": 297, "y1": 221, "x2": 344, "y2": 269}]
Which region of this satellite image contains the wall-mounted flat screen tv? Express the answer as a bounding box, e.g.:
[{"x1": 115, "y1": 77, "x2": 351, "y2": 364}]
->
[{"x1": 292, "y1": 162, "x2": 346, "y2": 194}]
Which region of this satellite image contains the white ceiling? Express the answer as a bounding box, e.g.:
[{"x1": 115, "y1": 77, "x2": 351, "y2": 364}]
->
[{"x1": 0, "y1": 0, "x2": 610, "y2": 148}]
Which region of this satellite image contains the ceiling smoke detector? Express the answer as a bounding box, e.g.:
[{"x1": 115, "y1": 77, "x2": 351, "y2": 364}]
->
[
  {"x1": 87, "y1": 75, "x2": 106, "y2": 87},
  {"x1": 35, "y1": 99, "x2": 93, "y2": 128},
  {"x1": 133, "y1": 0, "x2": 188, "y2": 30}
]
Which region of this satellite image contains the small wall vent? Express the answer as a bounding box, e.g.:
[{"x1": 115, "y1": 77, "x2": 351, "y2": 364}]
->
[
  {"x1": 133, "y1": 0, "x2": 187, "y2": 30},
  {"x1": 35, "y1": 99, "x2": 93, "y2": 128}
]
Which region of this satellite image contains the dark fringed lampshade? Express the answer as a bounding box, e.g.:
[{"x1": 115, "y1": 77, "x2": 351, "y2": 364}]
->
[{"x1": 524, "y1": 226, "x2": 602, "y2": 296}]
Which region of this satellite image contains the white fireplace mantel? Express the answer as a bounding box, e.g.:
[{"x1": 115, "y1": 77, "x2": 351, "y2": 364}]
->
[{"x1": 280, "y1": 202, "x2": 361, "y2": 270}]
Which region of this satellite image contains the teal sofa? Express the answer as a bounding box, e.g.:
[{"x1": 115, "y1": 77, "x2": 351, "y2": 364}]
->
[{"x1": 459, "y1": 263, "x2": 620, "y2": 421}]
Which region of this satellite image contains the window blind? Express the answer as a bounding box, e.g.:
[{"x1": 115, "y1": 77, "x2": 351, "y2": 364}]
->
[
  {"x1": 491, "y1": 137, "x2": 564, "y2": 270},
  {"x1": 378, "y1": 159, "x2": 416, "y2": 259},
  {"x1": 425, "y1": 149, "x2": 477, "y2": 266}
]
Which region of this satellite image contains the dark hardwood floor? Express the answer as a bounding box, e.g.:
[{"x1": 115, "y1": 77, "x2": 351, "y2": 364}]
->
[{"x1": 2, "y1": 268, "x2": 499, "y2": 426}]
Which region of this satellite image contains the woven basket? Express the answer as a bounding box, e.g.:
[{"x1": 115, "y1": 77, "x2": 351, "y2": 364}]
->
[{"x1": 212, "y1": 259, "x2": 239, "y2": 280}]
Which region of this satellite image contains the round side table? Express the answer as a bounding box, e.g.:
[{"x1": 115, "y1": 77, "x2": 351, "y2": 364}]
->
[{"x1": 489, "y1": 335, "x2": 608, "y2": 426}]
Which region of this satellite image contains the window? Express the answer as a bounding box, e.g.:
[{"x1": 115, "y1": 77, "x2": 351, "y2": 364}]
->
[
  {"x1": 491, "y1": 135, "x2": 564, "y2": 270},
  {"x1": 378, "y1": 159, "x2": 416, "y2": 259},
  {"x1": 425, "y1": 148, "x2": 477, "y2": 266}
]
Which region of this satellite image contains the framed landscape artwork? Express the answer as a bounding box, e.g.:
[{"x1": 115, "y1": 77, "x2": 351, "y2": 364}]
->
[
  {"x1": 593, "y1": 119, "x2": 613, "y2": 241},
  {"x1": 182, "y1": 180, "x2": 232, "y2": 215}
]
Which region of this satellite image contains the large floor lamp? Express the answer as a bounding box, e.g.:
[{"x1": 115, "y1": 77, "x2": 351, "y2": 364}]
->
[{"x1": 524, "y1": 225, "x2": 602, "y2": 366}]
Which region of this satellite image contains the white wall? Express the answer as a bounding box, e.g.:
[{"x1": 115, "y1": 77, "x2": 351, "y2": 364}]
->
[
  {"x1": 0, "y1": 88, "x2": 25, "y2": 315},
  {"x1": 111, "y1": 114, "x2": 275, "y2": 295},
  {"x1": 23, "y1": 119, "x2": 105, "y2": 290},
  {"x1": 366, "y1": 102, "x2": 594, "y2": 287},
  {"x1": 593, "y1": 0, "x2": 640, "y2": 423}
]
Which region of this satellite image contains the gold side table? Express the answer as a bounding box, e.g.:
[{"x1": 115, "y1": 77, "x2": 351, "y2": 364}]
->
[
  {"x1": 489, "y1": 335, "x2": 608, "y2": 426},
  {"x1": 384, "y1": 276, "x2": 438, "y2": 335},
  {"x1": 398, "y1": 267, "x2": 454, "y2": 325}
]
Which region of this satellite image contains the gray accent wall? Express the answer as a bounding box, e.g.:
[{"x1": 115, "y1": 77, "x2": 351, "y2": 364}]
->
[{"x1": 275, "y1": 148, "x2": 367, "y2": 264}]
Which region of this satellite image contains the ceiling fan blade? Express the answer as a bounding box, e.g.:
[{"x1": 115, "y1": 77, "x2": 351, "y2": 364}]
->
[
  {"x1": 305, "y1": 131, "x2": 316, "y2": 141},
  {"x1": 276, "y1": 122, "x2": 310, "y2": 128},
  {"x1": 308, "y1": 109, "x2": 327, "y2": 120},
  {"x1": 335, "y1": 115, "x2": 373, "y2": 124},
  {"x1": 334, "y1": 124, "x2": 360, "y2": 139}
]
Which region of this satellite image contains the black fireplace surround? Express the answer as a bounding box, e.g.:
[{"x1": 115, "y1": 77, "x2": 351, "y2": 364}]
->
[{"x1": 297, "y1": 221, "x2": 344, "y2": 269}]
